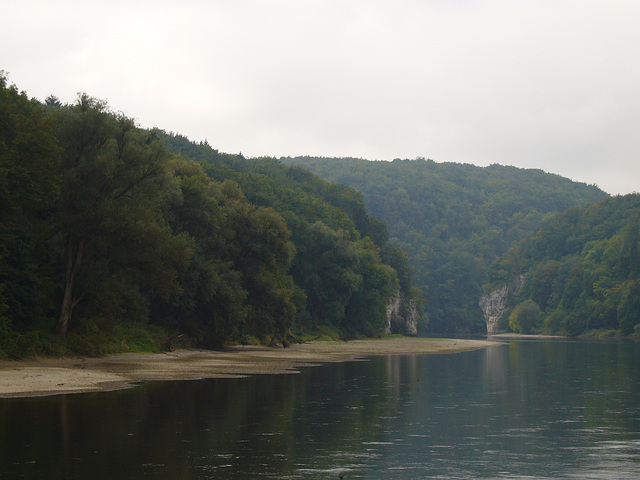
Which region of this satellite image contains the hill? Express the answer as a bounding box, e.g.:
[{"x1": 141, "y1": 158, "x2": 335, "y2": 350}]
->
[
  {"x1": 159, "y1": 133, "x2": 423, "y2": 336},
  {"x1": 281, "y1": 156, "x2": 608, "y2": 333},
  {"x1": 484, "y1": 194, "x2": 640, "y2": 336},
  {"x1": 0, "y1": 75, "x2": 419, "y2": 357}
]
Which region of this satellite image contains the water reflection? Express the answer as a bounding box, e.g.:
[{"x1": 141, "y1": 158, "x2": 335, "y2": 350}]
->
[
  {"x1": 481, "y1": 341, "x2": 508, "y2": 392},
  {"x1": 1, "y1": 340, "x2": 639, "y2": 479}
]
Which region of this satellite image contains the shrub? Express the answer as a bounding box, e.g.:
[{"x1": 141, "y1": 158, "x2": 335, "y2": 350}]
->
[{"x1": 509, "y1": 300, "x2": 542, "y2": 334}]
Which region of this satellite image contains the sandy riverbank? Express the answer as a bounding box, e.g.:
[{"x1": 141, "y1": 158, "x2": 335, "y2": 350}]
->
[{"x1": 0, "y1": 337, "x2": 497, "y2": 398}]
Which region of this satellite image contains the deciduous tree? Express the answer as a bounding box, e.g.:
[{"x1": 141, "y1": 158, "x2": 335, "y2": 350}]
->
[{"x1": 53, "y1": 95, "x2": 189, "y2": 336}]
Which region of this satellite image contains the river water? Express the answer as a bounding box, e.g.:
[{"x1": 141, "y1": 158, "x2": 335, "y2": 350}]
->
[{"x1": 1, "y1": 338, "x2": 639, "y2": 479}]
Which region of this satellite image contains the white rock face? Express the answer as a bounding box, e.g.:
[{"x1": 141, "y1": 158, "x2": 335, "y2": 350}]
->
[
  {"x1": 479, "y1": 275, "x2": 525, "y2": 334},
  {"x1": 385, "y1": 290, "x2": 419, "y2": 335}
]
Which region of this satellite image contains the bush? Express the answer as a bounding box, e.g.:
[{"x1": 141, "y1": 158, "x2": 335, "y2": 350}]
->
[
  {"x1": 509, "y1": 300, "x2": 542, "y2": 334},
  {"x1": 543, "y1": 309, "x2": 565, "y2": 334}
]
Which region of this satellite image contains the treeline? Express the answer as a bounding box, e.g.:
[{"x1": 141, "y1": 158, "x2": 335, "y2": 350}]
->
[
  {"x1": 161, "y1": 134, "x2": 423, "y2": 329},
  {"x1": 0, "y1": 75, "x2": 418, "y2": 357},
  {"x1": 486, "y1": 194, "x2": 640, "y2": 336},
  {"x1": 281, "y1": 156, "x2": 608, "y2": 333}
]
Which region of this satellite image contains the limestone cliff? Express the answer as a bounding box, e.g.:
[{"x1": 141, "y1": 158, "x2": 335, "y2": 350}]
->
[
  {"x1": 385, "y1": 290, "x2": 419, "y2": 335},
  {"x1": 479, "y1": 275, "x2": 525, "y2": 334}
]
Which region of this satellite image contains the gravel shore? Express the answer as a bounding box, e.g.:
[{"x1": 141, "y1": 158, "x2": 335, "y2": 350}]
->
[{"x1": 0, "y1": 337, "x2": 497, "y2": 398}]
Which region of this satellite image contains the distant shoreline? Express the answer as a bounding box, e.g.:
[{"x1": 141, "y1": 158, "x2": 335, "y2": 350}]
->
[
  {"x1": 0, "y1": 337, "x2": 497, "y2": 398},
  {"x1": 488, "y1": 333, "x2": 565, "y2": 339}
]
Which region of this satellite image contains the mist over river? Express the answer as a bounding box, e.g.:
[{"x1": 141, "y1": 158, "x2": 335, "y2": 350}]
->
[{"x1": 1, "y1": 338, "x2": 639, "y2": 479}]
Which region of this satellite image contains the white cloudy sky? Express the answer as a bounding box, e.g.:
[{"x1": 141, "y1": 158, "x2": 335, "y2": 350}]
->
[{"x1": 3, "y1": 1, "x2": 640, "y2": 194}]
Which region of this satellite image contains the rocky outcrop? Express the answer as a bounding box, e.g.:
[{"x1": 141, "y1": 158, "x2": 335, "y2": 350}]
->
[
  {"x1": 385, "y1": 290, "x2": 419, "y2": 335},
  {"x1": 479, "y1": 275, "x2": 525, "y2": 334}
]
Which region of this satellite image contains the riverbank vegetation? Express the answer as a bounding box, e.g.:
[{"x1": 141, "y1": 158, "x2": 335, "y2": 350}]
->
[
  {"x1": 2, "y1": 72, "x2": 637, "y2": 358},
  {"x1": 487, "y1": 194, "x2": 640, "y2": 336},
  {"x1": 281, "y1": 156, "x2": 607, "y2": 334},
  {"x1": 0, "y1": 74, "x2": 419, "y2": 358}
]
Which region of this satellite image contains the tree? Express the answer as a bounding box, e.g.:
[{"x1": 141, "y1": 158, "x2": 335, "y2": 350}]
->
[
  {"x1": 509, "y1": 299, "x2": 542, "y2": 334},
  {"x1": 44, "y1": 95, "x2": 61, "y2": 107},
  {"x1": 619, "y1": 221, "x2": 640, "y2": 278},
  {"x1": 0, "y1": 73, "x2": 60, "y2": 332},
  {"x1": 158, "y1": 158, "x2": 245, "y2": 345},
  {"x1": 282, "y1": 155, "x2": 607, "y2": 334},
  {"x1": 617, "y1": 279, "x2": 640, "y2": 335},
  {"x1": 155, "y1": 139, "x2": 426, "y2": 338},
  {"x1": 228, "y1": 195, "x2": 297, "y2": 341},
  {"x1": 159, "y1": 157, "x2": 298, "y2": 346},
  {"x1": 343, "y1": 238, "x2": 399, "y2": 336},
  {"x1": 53, "y1": 95, "x2": 189, "y2": 337},
  {"x1": 290, "y1": 222, "x2": 362, "y2": 328},
  {"x1": 494, "y1": 194, "x2": 640, "y2": 336}
]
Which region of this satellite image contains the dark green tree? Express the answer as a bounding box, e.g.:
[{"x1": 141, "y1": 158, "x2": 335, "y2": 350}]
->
[
  {"x1": 343, "y1": 239, "x2": 399, "y2": 336},
  {"x1": 160, "y1": 157, "x2": 297, "y2": 346},
  {"x1": 617, "y1": 279, "x2": 640, "y2": 335},
  {"x1": 509, "y1": 299, "x2": 542, "y2": 334},
  {"x1": 52, "y1": 95, "x2": 190, "y2": 337},
  {"x1": 159, "y1": 135, "x2": 423, "y2": 337},
  {"x1": 0, "y1": 73, "x2": 60, "y2": 335},
  {"x1": 290, "y1": 221, "x2": 362, "y2": 328}
]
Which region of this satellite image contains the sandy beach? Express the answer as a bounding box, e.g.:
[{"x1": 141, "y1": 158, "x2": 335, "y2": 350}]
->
[{"x1": 0, "y1": 337, "x2": 496, "y2": 398}]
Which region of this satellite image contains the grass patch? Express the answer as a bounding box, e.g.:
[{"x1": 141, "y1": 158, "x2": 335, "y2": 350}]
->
[
  {"x1": 579, "y1": 329, "x2": 622, "y2": 339},
  {"x1": 298, "y1": 325, "x2": 345, "y2": 342},
  {"x1": 0, "y1": 319, "x2": 191, "y2": 359},
  {"x1": 66, "y1": 320, "x2": 182, "y2": 356}
]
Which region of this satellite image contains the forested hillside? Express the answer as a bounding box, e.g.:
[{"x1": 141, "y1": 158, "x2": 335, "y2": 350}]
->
[
  {"x1": 0, "y1": 75, "x2": 417, "y2": 358},
  {"x1": 282, "y1": 156, "x2": 608, "y2": 333},
  {"x1": 159, "y1": 133, "x2": 422, "y2": 337},
  {"x1": 486, "y1": 194, "x2": 640, "y2": 336}
]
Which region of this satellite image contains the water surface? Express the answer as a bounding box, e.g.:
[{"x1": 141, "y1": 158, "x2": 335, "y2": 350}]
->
[{"x1": 1, "y1": 338, "x2": 639, "y2": 479}]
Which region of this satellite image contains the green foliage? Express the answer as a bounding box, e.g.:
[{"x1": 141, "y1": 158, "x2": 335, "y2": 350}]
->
[
  {"x1": 492, "y1": 194, "x2": 640, "y2": 336},
  {"x1": 0, "y1": 72, "x2": 61, "y2": 333},
  {"x1": 1, "y1": 76, "x2": 417, "y2": 356},
  {"x1": 282, "y1": 156, "x2": 606, "y2": 333},
  {"x1": 65, "y1": 320, "x2": 172, "y2": 356},
  {"x1": 342, "y1": 239, "x2": 399, "y2": 336},
  {"x1": 543, "y1": 309, "x2": 566, "y2": 335},
  {"x1": 617, "y1": 279, "x2": 640, "y2": 336},
  {"x1": 51, "y1": 94, "x2": 191, "y2": 337},
  {"x1": 292, "y1": 222, "x2": 362, "y2": 328},
  {"x1": 160, "y1": 133, "x2": 423, "y2": 337},
  {"x1": 509, "y1": 299, "x2": 542, "y2": 334}
]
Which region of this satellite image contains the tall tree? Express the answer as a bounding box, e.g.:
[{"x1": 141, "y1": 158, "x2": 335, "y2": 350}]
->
[
  {"x1": 156, "y1": 157, "x2": 298, "y2": 347},
  {"x1": 0, "y1": 73, "x2": 60, "y2": 332},
  {"x1": 53, "y1": 95, "x2": 189, "y2": 337}
]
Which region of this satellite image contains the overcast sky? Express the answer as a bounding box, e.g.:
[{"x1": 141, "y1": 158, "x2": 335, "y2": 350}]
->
[{"x1": 3, "y1": 1, "x2": 640, "y2": 195}]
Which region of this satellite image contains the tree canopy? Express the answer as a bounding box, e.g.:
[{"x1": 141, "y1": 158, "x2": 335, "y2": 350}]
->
[
  {"x1": 487, "y1": 194, "x2": 640, "y2": 336},
  {"x1": 281, "y1": 156, "x2": 607, "y2": 333},
  {"x1": 159, "y1": 132, "x2": 421, "y2": 338},
  {"x1": 3, "y1": 72, "x2": 630, "y2": 358},
  {"x1": 0, "y1": 75, "x2": 420, "y2": 357}
]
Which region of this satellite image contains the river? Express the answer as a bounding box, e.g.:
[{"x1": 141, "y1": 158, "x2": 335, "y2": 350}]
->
[{"x1": 1, "y1": 338, "x2": 639, "y2": 479}]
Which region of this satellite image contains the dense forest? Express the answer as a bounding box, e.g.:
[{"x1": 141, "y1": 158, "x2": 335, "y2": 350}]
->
[
  {"x1": 281, "y1": 157, "x2": 608, "y2": 333},
  {"x1": 0, "y1": 74, "x2": 419, "y2": 358},
  {"x1": 158, "y1": 133, "x2": 422, "y2": 336},
  {"x1": 486, "y1": 194, "x2": 640, "y2": 336},
  {"x1": 3, "y1": 71, "x2": 637, "y2": 358}
]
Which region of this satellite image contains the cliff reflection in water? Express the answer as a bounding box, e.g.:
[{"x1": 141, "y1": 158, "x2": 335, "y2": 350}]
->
[{"x1": 481, "y1": 340, "x2": 508, "y2": 392}]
